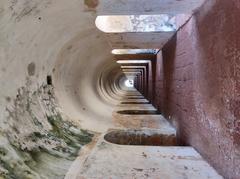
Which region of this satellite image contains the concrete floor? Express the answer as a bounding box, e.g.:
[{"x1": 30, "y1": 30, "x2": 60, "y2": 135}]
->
[
  {"x1": 65, "y1": 91, "x2": 223, "y2": 179},
  {"x1": 68, "y1": 140, "x2": 223, "y2": 179}
]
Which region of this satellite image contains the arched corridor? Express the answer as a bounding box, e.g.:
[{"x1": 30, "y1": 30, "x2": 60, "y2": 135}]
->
[{"x1": 0, "y1": 0, "x2": 239, "y2": 178}]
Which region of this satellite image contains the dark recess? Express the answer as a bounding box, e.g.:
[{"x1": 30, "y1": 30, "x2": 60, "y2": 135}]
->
[
  {"x1": 47, "y1": 75, "x2": 52, "y2": 85},
  {"x1": 117, "y1": 110, "x2": 161, "y2": 115}
]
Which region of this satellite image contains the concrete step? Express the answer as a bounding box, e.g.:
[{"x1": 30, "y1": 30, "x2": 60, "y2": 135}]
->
[{"x1": 69, "y1": 136, "x2": 223, "y2": 179}]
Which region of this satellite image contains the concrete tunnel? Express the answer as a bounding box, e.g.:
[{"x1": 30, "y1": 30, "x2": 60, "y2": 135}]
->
[{"x1": 0, "y1": 0, "x2": 239, "y2": 179}]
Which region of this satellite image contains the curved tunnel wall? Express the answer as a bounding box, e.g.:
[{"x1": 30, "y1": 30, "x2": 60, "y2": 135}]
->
[
  {"x1": 0, "y1": 0, "x2": 124, "y2": 133},
  {"x1": 0, "y1": 0, "x2": 127, "y2": 178},
  {"x1": 53, "y1": 29, "x2": 121, "y2": 132}
]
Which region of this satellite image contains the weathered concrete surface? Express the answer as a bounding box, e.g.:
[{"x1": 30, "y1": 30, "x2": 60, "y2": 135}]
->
[
  {"x1": 113, "y1": 112, "x2": 174, "y2": 130},
  {"x1": 96, "y1": 15, "x2": 176, "y2": 33},
  {"x1": 0, "y1": 0, "x2": 121, "y2": 177},
  {"x1": 99, "y1": 15, "x2": 192, "y2": 50},
  {"x1": 0, "y1": 83, "x2": 94, "y2": 178},
  {"x1": 69, "y1": 138, "x2": 223, "y2": 179},
  {"x1": 152, "y1": 0, "x2": 240, "y2": 178},
  {"x1": 106, "y1": 32, "x2": 175, "y2": 49},
  {"x1": 97, "y1": 0, "x2": 206, "y2": 15},
  {"x1": 65, "y1": 92, "x2": 222, "y2": 179},
  {"x1": 114, "y1": 54, "x2": 156, "y2": 61},
  {"x1": 104, "y1": 128, "x2": 177, "y2": 146},
  {"x1": 0, "y1": 0, "x2": 233, "y2": 178}
]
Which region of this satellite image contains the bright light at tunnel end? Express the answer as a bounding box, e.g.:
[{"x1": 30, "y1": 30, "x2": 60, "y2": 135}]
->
[
  {"x1": 112, "y1": 49, "x2": 159, "y2": 55},
  {"x1": 124, "y1": 79, "x2": 134, "y2": 88},
  {"x1": 117, "y1": 60, "x2": 150, "y2": 64}
]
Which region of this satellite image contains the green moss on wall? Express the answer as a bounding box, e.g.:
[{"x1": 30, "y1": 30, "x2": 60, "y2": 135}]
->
[{"x1": 1, "y1": 81, "x2": 94, "y2": 179}]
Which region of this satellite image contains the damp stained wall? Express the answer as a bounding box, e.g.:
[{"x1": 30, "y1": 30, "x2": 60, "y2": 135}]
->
[
  {"x1": 152, "y1": 0, "x2": 240, "y2": 178},
  {"x1": 0, "y1": 0, "x2": 121, "y2": 178}
]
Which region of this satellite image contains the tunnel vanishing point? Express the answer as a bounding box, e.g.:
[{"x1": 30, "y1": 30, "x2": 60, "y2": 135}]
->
[{"x1": 0, "y1": 0, "x2": 239, "y2": 179}]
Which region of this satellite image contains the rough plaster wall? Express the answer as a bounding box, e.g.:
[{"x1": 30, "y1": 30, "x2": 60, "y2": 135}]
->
[
  {"x1": 147, "y1": 62, "x2": 154, "y2": 102},
  {"x1": 0, "y1": 0, "x2": 120, "y2": 178},
  {"x1": 152, "y1": 51, "x2": 164, "y2": 109},
  {"x1": 53, "y1": 28, "x2": 118, "y2": 133},
  {"x1": 153, "y1": 0, "x2": 240, "y2": 178}
]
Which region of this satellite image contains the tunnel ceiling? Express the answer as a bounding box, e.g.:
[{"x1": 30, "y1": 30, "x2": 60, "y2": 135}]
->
[
  {"x1": 96, "y1": 15, "x2": 176, "y2": 32},
  {"x1": 96, "y1": 0, "x2": 205, "y2": 15}
]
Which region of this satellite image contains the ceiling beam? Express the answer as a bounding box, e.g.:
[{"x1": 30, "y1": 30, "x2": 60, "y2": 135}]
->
[
  {"x1": 114, "y1": 54, "x2": 156, "y2": 60},
  {"x1": 106, "y1": 32, "x2": 174, "y2": 49},
  {"x1": 97, "y1": 0, "x2": 205, "y2": 15},
  {"x1": 121, "y1": 66, "x2": 146, "y2": 69}
]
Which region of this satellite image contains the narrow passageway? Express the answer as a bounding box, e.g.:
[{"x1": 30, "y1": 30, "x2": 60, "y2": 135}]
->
[
  {"x1": 0, "y1": 0, "x2": 239, "y2": 179},
  {"x1": 66, "y1": 88, "x2": 222, "y2": 178}
]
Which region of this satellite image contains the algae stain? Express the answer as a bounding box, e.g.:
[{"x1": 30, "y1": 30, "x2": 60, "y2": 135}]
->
[
  {"x1": 27, "y1": 62, "x2": 36, "y2": 76},
  {"x1": 84, "y1": 0, "x2": 99, "y2": 8},
  {"x1": 46, "y1": 113, "x2": 94, "y2": 159},
  {"x1": 2, "y1": 79, "x2": 94, "y2": 179}
]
